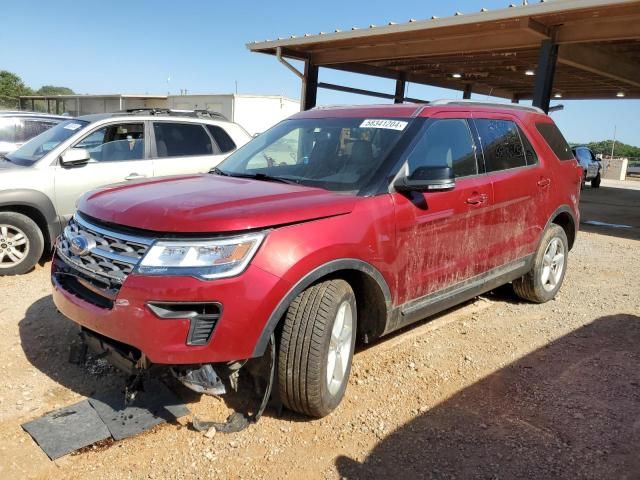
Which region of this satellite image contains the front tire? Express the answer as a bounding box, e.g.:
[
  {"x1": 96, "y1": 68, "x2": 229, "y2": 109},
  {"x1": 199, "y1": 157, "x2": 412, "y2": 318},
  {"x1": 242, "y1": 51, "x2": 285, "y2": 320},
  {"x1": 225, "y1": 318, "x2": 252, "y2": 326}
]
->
[
  {"x1": 278, "y1": 279, "x2": 356, "y2": 418},
  {"x1": 513, "y1": 224, "x2": 568, "y2": 303},
  {"x1": 591, "y1": 173, "x2": 601, "y2": 188},
  {"x1": 0, "y1": 212, "x2": 44, "y2": 276}
]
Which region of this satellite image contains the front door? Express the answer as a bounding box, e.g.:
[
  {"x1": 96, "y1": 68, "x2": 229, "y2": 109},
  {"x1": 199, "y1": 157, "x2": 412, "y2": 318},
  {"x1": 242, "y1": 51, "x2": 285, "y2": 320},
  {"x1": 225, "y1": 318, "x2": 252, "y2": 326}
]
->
[
  {"x1": 54, "y1": 121, "x2": 153, "y2": 220},
  {"x1": 392, "y1": 115, "x2": 493, "y2": 306}
]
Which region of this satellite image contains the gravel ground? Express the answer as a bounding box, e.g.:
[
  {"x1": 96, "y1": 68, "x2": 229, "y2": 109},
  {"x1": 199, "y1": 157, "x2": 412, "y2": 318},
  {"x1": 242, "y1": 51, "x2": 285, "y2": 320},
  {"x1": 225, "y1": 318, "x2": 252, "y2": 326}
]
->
[{"x1": 0, "y1": 185, "x2": 638, "y2": 480}]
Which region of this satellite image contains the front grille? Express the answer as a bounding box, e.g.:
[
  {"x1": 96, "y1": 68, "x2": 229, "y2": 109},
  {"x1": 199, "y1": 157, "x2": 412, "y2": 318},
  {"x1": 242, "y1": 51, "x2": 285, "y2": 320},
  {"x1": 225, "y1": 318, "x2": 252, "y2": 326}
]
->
[
  {"x1": 57, "y1": 216, "x2": 152, "y2": 284},
  {"x1": 55, "y1": 215, "x2": 154, "y2": 308}
]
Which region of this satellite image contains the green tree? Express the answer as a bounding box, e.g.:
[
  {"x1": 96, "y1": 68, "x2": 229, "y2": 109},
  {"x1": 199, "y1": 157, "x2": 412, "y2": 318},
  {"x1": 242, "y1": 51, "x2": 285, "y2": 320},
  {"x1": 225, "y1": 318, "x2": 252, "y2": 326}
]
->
[
  {"x1": 0, "y1": 70, "x2": 33, "y2": 108},
  {"x1": 36, "y1": 85, "x2": 74, "y2": 95}
]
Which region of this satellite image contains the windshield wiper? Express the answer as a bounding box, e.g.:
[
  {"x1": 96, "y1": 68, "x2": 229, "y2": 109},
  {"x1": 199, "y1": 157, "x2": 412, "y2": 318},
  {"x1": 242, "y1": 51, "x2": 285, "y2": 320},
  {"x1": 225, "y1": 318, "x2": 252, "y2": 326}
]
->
[{"x1": 211, "y1": 169, "x2": 299, "y2": 185}]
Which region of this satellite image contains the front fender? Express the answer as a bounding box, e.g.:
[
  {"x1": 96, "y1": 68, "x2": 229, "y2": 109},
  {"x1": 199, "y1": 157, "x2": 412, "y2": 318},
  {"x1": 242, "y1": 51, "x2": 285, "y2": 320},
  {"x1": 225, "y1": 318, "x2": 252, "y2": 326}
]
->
[{"x1": 0, "y1": 189, "x2": 61, "y2": 241}]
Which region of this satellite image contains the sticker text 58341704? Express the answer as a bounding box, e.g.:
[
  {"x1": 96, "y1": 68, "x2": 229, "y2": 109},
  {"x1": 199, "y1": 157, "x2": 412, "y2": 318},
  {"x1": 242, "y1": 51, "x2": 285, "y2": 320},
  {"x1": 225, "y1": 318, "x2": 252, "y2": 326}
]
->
[{"x1": 360, "y1": 119, "x2": 408, "y2": 131}]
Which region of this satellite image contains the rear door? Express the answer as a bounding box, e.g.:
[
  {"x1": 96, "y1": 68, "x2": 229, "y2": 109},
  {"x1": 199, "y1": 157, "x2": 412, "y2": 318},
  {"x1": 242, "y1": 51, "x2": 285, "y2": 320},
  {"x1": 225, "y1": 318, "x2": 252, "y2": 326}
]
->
[
  {"x1": 392, "y1": 113, "x2": 494, "y2": 305},
  {"x1": 151, "y1": 121, "x2": 227, "y2": 177},
  {"x1": 53, "y1": 121, "x2": 153, "y2": 219},
  {"x1": 472, "y1": 115, "x2": 543, "y2": 268}
]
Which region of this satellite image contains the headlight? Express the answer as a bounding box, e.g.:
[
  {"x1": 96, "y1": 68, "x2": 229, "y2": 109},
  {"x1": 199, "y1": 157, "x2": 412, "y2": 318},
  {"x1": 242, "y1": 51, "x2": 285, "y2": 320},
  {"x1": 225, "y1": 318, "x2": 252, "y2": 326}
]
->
[{"x1": 137, "y1": 233, "x2": 265, "y2": 280}]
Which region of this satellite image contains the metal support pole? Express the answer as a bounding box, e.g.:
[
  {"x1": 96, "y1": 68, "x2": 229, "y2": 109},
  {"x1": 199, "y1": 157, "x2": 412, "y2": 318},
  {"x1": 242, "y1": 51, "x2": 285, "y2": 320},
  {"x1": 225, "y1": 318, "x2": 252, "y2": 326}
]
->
[
  {"x1": 463, "y1": 84, "x2": 472, "y2": 100},
  {"x1": 394, "y1": 76, "x2": 406, "y2": 104},
  {"x1": 31, "y1": 99, "x2": 35, "y2": 111},
  {"x1": 511, "y1": 95, "x2": 520, "y2": 104},
  {"x1": 532, "y1": 39, "x2": 558, "y2": 114},
  {"x1": 301, "y1": 61, "x2": 318, "y2": 111}
]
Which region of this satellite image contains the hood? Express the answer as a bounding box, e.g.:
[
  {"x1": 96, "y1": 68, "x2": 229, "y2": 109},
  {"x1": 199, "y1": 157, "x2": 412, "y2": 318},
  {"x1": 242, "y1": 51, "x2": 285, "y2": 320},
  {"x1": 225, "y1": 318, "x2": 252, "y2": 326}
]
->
[
  {"x1": 78, "y1": 174, "x2": 358, "y2": 233},
  {"x1": 0, "y1": 159, "x2": 22, "y2": 171}
]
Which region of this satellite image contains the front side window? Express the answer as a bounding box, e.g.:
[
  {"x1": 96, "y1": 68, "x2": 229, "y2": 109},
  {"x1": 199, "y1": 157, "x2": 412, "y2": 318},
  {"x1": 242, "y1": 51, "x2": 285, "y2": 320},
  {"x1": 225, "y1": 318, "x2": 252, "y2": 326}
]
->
[
  {"x1": 475, "y1": 119, "x2": 527, "y2": 172},
  {"x1": 5, "y1": 119, "x2": 90, "y2": 166},
  {"x1": 75, "y1": 123, "x2": 145, "y2": 162},
  {"x1": 217, "y1": 117, "x2": 410, "y2": 193},
  {"x1": 406, "y1": 119, "x2": 478, "y2": 178},
  {"x1": 154, "y1": 122, "x2": 213, "y2": 157},
  {"x1": 575, "y1": 147, "x2": 592, "y2": 165}
]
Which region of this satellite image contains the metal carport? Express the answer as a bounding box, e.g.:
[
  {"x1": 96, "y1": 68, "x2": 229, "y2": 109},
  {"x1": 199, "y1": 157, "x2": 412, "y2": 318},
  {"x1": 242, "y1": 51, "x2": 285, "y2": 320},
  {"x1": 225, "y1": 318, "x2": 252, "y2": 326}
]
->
[{"x1": 248, "y1": 0, "x2": 640, "y2": 112}]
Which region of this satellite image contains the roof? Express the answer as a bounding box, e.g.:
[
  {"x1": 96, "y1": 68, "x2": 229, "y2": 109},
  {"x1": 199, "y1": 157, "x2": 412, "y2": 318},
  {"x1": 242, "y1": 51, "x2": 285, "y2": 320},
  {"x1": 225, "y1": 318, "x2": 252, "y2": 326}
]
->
[
  {"x1": 249, "y1": 0, "x2": 640, "y2": 100},
  {"x1": 291, "y1": 100, "x2": 546, "y2": 119},
  {"x1": 0, "y1": 111, "x2": 69, "y2": 119}
]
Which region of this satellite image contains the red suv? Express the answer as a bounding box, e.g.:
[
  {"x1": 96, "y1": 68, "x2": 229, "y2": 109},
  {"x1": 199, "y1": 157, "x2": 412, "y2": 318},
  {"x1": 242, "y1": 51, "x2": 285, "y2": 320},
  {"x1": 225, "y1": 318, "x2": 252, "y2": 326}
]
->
[{"x1": 52, "y1": 101, "x2": 582, "y2": 417}]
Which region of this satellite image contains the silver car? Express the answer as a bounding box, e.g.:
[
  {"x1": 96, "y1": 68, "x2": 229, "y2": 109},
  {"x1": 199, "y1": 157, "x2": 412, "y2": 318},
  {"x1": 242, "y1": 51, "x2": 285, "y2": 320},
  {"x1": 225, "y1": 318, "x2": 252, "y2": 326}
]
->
[
  {"x1": 0, "y1": 110, "x2": 251, "y2": 275},
  {"x1": 0, "y1": 111, "x2": 68, "y2": 155}
]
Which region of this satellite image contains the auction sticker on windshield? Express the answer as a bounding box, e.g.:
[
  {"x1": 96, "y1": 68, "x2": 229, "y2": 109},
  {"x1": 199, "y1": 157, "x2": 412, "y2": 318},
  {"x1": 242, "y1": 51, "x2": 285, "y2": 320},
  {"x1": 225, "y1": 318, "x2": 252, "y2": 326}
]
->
[
  {"x1": 64, "y1": 123, "x2": 83, "y2": 131},
  {"x1": 360, "y1": 119, "x2": 408, "y2": 131}
]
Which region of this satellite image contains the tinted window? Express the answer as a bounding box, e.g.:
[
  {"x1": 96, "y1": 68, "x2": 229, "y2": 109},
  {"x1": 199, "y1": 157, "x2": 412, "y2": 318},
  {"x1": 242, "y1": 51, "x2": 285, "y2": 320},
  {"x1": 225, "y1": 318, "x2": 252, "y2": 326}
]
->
[
  {"x1": 575, "y1": 147, "x2": 592, "y2": 164},
  {"x1": 16, "y1": 119, "x2": 59, "y2": 143},
  {"x1": 206, "y1": 125, "x2": 236, "y2": 153},
  {"x1": 406, "y1": 119, "x2": 477, "y2": 177},
  {"x1": 154, "y1": 122, "x2": 213, "y2": 157},
  {"x1": 475, "y1": 119, "x2": 526, "y2": 172},
  {"x1": 75, "y1": 123, "x2": 145, "y2": 162},
  {"x1": 536, "y1": 122, "x2": 573, "y2": 160},
  {"x1": 0, "y1": 118, "x2": 16, "y2": 143}
]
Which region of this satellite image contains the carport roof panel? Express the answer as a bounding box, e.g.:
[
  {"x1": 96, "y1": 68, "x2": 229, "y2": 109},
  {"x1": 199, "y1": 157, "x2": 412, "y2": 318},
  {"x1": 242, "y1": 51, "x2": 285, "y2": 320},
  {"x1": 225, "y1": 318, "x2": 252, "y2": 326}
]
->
[{"x1": 248, "y1": 0, "x2": 640, "y2": 100}]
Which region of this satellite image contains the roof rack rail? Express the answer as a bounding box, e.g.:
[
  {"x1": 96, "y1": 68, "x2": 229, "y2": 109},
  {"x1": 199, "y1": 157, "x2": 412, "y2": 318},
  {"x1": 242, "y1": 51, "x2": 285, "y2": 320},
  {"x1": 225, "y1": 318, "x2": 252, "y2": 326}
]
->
[
  {"x1": 428, "y1": 99, "x2": 544, "y2": 114},
  {"x1": 118, "y1": 108, "x2": 229, "y2": 121}
]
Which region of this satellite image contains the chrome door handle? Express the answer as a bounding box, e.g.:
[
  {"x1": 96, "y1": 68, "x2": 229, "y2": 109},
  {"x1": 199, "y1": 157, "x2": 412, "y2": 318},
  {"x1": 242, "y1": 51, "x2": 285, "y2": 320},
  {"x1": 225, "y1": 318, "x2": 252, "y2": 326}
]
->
[{"x1": 125, "y1": 173, "x2": 147, "y2": 181}]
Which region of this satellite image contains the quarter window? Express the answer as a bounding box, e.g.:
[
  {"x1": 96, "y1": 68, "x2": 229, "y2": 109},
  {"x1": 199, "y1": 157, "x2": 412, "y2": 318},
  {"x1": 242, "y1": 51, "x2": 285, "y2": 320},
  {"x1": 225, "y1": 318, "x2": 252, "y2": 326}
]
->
[
  {"x1": 75, "y1": 123, "x2": 145, "y2": 162},
  {"x1": 0, "y1": 118, "x2": 16, "y2": 143},
  {"x1": 475, "y1": 119, "x2": 527, "y2": 172},
  {"x1": 535, "y1": 122, "x2": 574, "y2": 161},
  {"x1": 154, "y1": 123, "x2": 213, "y2": 157},
  {"x1": 406, "y1": 119, "x2": 478, "y2": 178},
  {"x1": 205, "y1": 125, "x2": 236, "y2": 153}
]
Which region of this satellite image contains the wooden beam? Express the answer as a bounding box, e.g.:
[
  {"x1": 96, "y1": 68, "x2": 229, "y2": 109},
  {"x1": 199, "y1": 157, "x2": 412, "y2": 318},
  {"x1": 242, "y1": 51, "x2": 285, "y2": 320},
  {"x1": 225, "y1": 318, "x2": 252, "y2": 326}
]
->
[
  {"x1": 558, "y1": 44, "x2": 640, "y2": 89},
  {"x1": 312, "y1": 30, "x2": 543, "y2": 65},
  {"x1": 524, "y1": 18, "x2": 551, "y2": 39},
  {"x1": 555, "y1": 14, "x2": 640, "y2": 44}
]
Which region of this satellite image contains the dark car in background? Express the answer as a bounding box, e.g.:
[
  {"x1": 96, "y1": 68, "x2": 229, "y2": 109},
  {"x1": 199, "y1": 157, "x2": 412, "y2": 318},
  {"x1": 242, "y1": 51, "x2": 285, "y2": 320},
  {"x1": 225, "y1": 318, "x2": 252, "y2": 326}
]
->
[
  {"x1": 0, "y1": 111, "x2": 68, "y2": 155},
  {"x1": 572, "y1": 146, "x2": 602, "y2": 188}
]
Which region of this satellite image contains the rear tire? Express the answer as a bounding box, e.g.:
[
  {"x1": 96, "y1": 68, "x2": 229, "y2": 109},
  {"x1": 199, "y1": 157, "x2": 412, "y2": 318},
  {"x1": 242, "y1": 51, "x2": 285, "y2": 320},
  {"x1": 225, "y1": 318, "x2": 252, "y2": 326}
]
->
[
  {"x1": 0, "y1": 212, "x2": 44, "y2": 276},
  {"x1": 513, "y1": 224, "x2": 568, "y2": 303},
  {"x1": 278, "y1": 279, "x2": 356, "y2": 418},
  {"x1": 591, "y1": 173, "x2": 601, "y2": 188}
]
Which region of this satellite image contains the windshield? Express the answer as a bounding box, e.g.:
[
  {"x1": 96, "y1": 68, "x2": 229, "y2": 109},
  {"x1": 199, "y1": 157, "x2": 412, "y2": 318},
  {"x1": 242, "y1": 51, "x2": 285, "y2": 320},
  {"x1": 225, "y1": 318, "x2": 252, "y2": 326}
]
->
[
  {"x1": 216, "y1": 117, "x2": 410, "y2": 193},
  {"x1": 5, "y1": 119, "x2": 90, "y2": 166}
]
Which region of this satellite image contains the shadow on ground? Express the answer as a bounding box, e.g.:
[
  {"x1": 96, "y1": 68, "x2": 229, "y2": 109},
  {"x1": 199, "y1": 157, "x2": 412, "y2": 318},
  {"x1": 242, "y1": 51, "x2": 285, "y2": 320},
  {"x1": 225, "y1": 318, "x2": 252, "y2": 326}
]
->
[
  {"x1": 336, "y1": 314, "x2": 640, "y2": 479},
  {"x1": 19, "y1": 295, "x2": 124, "y2": 398},
  {"x1": 580, "y1": 186, "x2": 640, "y2": 241}
]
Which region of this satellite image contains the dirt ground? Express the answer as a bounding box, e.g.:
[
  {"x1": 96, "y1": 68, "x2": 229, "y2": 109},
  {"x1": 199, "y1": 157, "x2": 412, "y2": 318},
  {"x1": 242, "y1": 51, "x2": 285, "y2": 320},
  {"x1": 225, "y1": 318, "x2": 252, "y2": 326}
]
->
[{"x1": 0, "y1": 180, "x2": 638, "y2": 480}]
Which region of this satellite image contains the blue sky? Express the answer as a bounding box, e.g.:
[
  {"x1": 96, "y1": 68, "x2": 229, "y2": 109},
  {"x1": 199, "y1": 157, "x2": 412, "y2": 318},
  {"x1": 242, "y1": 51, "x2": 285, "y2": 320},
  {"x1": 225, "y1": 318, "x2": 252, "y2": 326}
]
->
[{"x1": 1, "y1": 0, "x2": 637, "y2": 145}]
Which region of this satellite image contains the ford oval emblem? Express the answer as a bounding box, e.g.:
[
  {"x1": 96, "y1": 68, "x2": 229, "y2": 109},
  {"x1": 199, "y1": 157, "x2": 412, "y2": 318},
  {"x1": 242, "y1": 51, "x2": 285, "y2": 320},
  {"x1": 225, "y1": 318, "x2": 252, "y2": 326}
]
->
[{"x1": 69, "y1": 235, "x2": 95, "y2": 256}]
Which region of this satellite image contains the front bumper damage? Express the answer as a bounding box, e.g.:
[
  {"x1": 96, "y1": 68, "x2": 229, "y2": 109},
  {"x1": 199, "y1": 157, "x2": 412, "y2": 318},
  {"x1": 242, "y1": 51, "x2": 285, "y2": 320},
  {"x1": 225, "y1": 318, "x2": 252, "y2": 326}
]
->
[{"x1": 76, "y1": 327, "x2": 277, "y2": 433}]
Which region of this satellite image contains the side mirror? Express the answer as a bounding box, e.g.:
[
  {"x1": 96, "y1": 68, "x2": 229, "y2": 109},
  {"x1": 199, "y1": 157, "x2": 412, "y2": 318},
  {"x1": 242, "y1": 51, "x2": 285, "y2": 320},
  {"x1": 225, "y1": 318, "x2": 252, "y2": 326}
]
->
[
  {"x1": 60, "y1": 148, "x2": 90, "y2": 167},
  {"x1": 394, "y1": 166, "x2": 455, "y2": 193}
]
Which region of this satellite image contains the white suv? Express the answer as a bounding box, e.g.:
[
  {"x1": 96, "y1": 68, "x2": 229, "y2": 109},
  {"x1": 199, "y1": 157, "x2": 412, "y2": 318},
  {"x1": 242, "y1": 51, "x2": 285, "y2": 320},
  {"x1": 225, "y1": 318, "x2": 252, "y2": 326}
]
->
[{"x1": 0, "y1": 109, "x2": 251, "y2": 275}]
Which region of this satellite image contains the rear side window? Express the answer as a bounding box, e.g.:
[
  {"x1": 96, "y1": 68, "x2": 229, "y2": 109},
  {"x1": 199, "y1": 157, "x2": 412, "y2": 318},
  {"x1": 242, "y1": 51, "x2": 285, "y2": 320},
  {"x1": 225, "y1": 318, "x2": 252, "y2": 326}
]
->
[
  {"x1": 406, "y1": 119, "x2": 478, "y2": 178},
  {"x1": 154, "y1": 122, "x2": 213, "y2": 158},
  {"x1": 475, "y1": 119, "x2": 526, "y2": 172},
  {"x1": 206, "y1": 125, "x2": 236, "y2": 153},
  {"x1": 536, "y1": 122, "x2": 574, "y2": 160}
]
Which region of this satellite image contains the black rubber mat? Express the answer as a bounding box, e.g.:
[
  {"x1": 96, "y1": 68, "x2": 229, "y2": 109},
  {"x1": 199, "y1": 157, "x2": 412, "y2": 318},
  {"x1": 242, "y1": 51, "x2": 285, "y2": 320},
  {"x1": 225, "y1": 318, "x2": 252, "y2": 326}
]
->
[
  {"x1": 22, "y1": 400, "x2": 111, "y2": 460},
  {"x1": 88, "y1": 379, "x2": 189, "y2": 441},
  {"x1": 22, "y1": 380, "x2": 189, "y2": 458}
]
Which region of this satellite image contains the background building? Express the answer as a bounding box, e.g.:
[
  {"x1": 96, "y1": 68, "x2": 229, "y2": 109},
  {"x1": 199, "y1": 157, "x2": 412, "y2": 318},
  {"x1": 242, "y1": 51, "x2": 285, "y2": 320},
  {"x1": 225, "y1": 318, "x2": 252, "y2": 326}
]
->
[{"x1": 18, "y1": 93, "x2": 299, "y2": 135}]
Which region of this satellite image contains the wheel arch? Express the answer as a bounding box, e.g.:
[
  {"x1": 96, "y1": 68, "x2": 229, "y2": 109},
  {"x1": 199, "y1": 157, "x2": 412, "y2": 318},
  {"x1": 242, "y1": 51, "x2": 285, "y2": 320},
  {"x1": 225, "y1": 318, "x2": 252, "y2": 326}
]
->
[
  {"x1": 252, "y1": 259, "x2": 392, "y2": 357},
  {"x1": 0, "y1": 189, "x2": 60, "y2": 251},
  {"x1": 548, "y1": 206, "x2": 577, "y2": 250}
]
